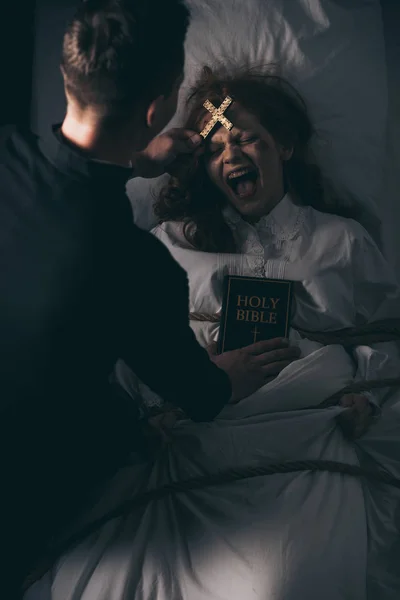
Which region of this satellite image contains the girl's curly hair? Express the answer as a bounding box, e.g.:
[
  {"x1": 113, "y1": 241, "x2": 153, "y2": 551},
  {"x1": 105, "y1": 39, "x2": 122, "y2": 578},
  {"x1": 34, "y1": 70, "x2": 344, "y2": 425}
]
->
[{"x1": 154, "y1": 66, "x2": 362, "y2": 253}]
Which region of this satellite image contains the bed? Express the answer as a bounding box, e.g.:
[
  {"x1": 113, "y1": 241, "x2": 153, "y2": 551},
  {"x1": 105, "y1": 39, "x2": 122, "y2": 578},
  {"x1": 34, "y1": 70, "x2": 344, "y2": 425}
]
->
[
  {"x1": 25, "y1": 357, "x2": 400, "y2": 600},
  {"x1": 25, "y1": 1, "x2": 400, "y2": 599}
]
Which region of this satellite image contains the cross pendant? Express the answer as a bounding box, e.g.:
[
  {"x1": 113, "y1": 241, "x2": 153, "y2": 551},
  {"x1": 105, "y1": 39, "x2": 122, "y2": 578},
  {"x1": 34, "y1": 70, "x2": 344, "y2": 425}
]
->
[{"x1": 200, "y1": 96, "x2": 234, "y2": 139}]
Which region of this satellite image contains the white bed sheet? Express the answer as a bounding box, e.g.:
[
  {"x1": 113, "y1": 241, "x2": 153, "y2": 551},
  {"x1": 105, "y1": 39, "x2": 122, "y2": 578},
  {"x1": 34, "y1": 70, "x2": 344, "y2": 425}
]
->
[
  {"x1": 381, "y1": 0, "x2": 400, "y2": 272},
  {"x1": 24, "y1": 344, "x2": 400, "y2": 600}
]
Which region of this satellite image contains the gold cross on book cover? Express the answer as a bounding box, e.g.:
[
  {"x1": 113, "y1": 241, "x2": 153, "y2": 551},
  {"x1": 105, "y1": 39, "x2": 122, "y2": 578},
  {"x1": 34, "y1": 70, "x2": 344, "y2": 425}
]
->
[
  {"x1": 200, "y1": 96, "x2": 234, "y2": 139},
  {"x1": 218, "y1": 275, "x2": 293, "y2": 353}
]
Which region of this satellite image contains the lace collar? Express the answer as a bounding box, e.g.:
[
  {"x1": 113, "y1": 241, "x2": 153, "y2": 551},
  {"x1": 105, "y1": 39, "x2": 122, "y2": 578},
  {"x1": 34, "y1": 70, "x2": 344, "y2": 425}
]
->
[{"x1": 222, "y1": 193, "x2": 305, "y2": 241}]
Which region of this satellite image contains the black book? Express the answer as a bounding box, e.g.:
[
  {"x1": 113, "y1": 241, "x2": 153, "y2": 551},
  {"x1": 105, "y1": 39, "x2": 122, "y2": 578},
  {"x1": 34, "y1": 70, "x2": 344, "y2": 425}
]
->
[{"x1": 218, "y1": 275, "x2": 293, "y2": 353}]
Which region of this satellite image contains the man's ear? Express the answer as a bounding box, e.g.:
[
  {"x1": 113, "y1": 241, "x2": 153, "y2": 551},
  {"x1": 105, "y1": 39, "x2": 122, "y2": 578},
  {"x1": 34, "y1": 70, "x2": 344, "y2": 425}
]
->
[
  {"x1": 146, "y1": 95, "x2": 165, "y2": 129},
  {"x1": 281, "y1": 146, "x2": 294, "y2": 161}
]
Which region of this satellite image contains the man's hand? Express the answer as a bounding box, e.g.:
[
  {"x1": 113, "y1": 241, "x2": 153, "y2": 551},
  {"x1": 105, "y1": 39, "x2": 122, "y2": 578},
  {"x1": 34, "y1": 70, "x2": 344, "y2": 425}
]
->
[
  {"x1": 133, "y1": 128, "x2": 203, "y2": 179},
  {"x1": 336, "y1": 393, "x2": 374, "y2": 439},
  {"x1": 209, "y1": 338, "x2": 301, "y2": 404}
]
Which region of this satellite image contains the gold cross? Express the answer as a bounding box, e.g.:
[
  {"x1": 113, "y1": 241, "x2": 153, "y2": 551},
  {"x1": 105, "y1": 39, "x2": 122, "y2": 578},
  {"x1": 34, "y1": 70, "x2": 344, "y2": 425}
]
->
[
  {"x1": 251, "y1": 326, "x2": 261, "y2": 343},
  {"x1": 200, "y1": 96, "x2": 234, "y2": 139}
]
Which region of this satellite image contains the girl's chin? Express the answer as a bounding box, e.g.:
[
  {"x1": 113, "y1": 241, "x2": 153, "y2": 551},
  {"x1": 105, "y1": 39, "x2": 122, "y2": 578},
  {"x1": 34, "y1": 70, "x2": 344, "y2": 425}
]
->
[{"x1": 232, "y1": 198, "x2": 268, "y2": 220}]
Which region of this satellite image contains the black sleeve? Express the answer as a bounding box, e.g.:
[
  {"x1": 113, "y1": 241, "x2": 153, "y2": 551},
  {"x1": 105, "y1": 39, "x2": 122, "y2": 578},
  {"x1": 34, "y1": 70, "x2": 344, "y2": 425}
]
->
[{"x1": 120, "y1": 225, "x2": 232, "y2": 422}]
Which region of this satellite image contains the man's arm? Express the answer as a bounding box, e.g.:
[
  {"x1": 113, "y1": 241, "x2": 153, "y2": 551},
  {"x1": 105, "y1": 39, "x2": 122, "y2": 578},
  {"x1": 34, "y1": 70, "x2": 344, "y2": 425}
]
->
[{"x1": 120, "y1": 226, "x2": 232, "y2": 422}]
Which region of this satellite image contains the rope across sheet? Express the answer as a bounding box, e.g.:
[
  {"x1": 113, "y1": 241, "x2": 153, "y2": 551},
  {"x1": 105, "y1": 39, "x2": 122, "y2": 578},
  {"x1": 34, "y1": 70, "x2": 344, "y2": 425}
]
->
[
  {"x1": 189, "y1": 315, "x2": 400, "y2": 406},
  {"x1": 189, "y1": 314, "x2": 400, "y2": 347},
  {"x1": 24, "y1": 459, "x2": 400, "y2": 593},
  {"x1": 23, "y1": 318, "x2": 400, "y2": 592}
]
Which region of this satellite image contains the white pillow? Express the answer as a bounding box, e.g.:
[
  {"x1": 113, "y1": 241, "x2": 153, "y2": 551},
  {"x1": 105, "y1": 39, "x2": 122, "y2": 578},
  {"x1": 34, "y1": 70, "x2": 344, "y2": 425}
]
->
[{"x1": 128, "y1": 0, "x2": 387, "y2": 234}]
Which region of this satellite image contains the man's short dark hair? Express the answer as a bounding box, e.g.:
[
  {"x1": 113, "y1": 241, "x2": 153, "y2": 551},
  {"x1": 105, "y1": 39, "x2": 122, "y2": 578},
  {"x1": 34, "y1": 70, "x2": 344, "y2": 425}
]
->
[{"x1": 61, "y1": 0, "x2": 189, "y2": 118}]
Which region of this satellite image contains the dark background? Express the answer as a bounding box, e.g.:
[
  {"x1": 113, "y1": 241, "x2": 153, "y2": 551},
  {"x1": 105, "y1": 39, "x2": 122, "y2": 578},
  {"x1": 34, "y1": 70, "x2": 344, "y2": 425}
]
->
[
  {"x1": 0, "y1": 2, "x2": 36, "y2": 127},
  {"x1": 0, "y1": 0, "x2": 74, "y2": 130}
]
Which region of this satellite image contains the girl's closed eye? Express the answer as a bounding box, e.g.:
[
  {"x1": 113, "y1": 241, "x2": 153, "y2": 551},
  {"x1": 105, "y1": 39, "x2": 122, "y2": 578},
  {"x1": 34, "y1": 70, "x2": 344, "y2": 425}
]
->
[
  {"x1": 207, "y1": 144, "x2": 223, "y2": 157},
  {"x1": 207, "y1": 137, "x2": 258, "y2": 156},
  {"x1": 240, "y1": 135, "x2": 259, "y2": 145}
]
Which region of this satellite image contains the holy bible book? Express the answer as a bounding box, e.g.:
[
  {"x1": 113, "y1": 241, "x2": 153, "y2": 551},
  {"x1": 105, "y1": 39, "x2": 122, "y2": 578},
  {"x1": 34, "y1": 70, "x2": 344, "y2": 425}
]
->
[{"x1": 218, "y1": 275, "x2": 293, "y2": 353}]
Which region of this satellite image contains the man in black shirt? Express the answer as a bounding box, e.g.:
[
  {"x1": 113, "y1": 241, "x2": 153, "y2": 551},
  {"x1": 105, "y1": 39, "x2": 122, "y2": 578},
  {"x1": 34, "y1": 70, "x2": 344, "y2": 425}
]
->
[{"x1": 0, "y1": 0, "x2": 299, "y2": 596}]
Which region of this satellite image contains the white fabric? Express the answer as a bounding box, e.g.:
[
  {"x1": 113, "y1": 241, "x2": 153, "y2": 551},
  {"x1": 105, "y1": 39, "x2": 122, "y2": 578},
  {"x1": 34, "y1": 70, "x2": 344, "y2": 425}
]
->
[
  {"x1": 128, "y1": 0, "x2": 387, "y2": 238},
  {"x1": 25, "y1": 350, "x2": 400, "y2": 600},
  {"x1": 381, "y1": 2, "x2": 400, "y2": 272},
  {"x1": 25, "y1": 197, "x2": 400, "y2": 600}
]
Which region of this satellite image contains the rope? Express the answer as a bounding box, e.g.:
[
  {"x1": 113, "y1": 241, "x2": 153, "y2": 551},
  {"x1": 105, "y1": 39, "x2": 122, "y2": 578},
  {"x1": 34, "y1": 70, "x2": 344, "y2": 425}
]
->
[
  {"x1": 23, "y1": 317, "x2": 400, "y2": 590},
  {"x1": 319, "y1": 377, "x2": 400, "y2": 406},
  {"x1": 23, "y1": 458, "x2": 400, "y2": 592},
  {"x1": 188, "y1": 312, "x2": 400, "y2": 405},
  {"x1": 145, "y1": 378, "x2": 400, "y2": 418},
  {"x1": 189, "y1": 315, "x2": 400, "y2": 346}
]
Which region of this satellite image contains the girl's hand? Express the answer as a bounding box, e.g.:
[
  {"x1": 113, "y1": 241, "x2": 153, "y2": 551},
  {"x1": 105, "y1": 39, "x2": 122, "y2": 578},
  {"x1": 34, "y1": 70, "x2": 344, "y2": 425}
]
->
[
  {"x1": 337, "y1": 393, "x2": 374, "y2": 439},
  {"x1": 141, "y1": 404, "x2": 184, "y2": 447},
  {"x1": 147, "y1": 410, "x2": 179, "y2": 443}
]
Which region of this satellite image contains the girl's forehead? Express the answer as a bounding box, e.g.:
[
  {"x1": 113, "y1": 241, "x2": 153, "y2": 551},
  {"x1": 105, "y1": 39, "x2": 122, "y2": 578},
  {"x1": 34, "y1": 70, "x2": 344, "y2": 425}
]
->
[
  {"x1": 198, "y1": 103, "x2": 259, "y2": 142},
  {"x1": 209, "y1": 125, "x2": 243, "y2": 144}
]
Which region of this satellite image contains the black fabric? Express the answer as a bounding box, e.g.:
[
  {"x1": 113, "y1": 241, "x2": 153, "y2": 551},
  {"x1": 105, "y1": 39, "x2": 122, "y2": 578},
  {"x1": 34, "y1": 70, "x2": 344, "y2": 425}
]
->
[{"x1": 0, "y1": 124, "x2": 232, "y2": 595}]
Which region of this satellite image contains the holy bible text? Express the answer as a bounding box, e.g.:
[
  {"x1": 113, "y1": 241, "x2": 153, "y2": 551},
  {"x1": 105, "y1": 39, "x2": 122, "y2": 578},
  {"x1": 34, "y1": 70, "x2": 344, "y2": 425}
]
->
[{"x1": 218, "y1": 276, "x2": 293, "y2": 352}]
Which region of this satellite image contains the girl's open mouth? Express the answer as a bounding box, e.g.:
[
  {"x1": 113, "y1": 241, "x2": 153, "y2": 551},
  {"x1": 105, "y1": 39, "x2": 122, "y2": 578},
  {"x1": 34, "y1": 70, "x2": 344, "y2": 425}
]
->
[{"x1": 226, "y1": 167, "x2": 258, "y2": 198}]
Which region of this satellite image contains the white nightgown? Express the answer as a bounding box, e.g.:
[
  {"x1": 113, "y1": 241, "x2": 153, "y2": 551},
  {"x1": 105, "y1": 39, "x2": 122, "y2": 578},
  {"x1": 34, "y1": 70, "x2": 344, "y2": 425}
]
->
[{"x1": 152, "y1": 193, "x2": 400, "y2": 410}]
